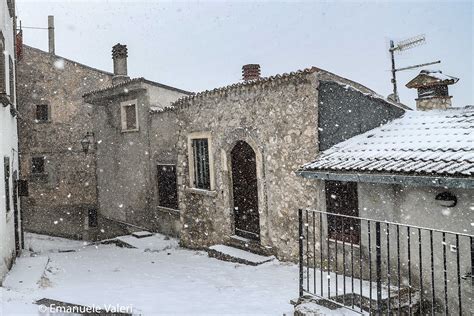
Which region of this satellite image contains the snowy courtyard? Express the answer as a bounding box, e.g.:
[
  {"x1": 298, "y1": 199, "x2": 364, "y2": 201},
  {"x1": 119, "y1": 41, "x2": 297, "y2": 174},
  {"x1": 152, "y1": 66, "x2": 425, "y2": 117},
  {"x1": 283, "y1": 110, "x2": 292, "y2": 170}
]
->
[{"x1": 0, "y1": 233, "x2": 357, "y2": 315}]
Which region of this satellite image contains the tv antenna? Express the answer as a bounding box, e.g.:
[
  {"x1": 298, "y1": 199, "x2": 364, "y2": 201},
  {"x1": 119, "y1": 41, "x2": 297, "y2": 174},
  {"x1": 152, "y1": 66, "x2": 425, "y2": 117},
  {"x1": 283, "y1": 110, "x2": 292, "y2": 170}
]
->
[{"x1": 389, "y1": 34, "x2": 441, "y2": 102}]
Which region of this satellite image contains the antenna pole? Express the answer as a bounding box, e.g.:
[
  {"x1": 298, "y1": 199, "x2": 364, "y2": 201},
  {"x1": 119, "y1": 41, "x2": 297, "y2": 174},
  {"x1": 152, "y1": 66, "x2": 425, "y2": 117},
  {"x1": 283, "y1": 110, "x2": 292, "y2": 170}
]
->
[{"x1": 390, "y1": 40, "x2": 399, "y2": 102}]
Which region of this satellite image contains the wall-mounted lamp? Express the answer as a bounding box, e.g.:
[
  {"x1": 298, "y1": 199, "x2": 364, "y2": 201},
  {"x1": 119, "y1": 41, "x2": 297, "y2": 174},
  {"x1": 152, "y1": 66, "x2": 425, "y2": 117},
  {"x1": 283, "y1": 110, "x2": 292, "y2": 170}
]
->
[
  {"x1": 435, "y1": 191, "x2": 457, "y2": 208},
  {"x1": 81, "y1": 132, "x2": 95, "y2": 155}
]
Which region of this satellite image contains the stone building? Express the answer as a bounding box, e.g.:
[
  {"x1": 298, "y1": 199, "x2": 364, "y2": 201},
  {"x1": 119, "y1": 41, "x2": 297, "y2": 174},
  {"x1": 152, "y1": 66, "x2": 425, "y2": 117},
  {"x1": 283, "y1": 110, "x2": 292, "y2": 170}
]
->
[
  {"x1": 152, "y1": 65, "x2": 408, "y2": 261},
  {"x1": 83, "y1": 44, "x2": 191, "y2": 240},
  {"x1": 0, "y1": 0, "x2": 22, "y2": 282},
  {"x1": 16, "y1": 40, "x2": 113, "y2": 240}
]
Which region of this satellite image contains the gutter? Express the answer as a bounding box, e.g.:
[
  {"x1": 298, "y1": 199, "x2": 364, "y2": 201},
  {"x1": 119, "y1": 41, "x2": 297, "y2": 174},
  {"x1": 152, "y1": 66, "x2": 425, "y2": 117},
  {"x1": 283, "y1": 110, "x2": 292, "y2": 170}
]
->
[{"x1": 296, "y1": 170, "x2": 474, "y2": 189}]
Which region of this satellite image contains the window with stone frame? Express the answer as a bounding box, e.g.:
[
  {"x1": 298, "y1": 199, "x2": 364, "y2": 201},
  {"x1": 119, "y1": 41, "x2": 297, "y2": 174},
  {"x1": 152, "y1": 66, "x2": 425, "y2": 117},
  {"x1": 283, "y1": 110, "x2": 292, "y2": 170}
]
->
[
  {"x1": 31, "y1": 157, "x2": 45, "y2": 174},
  {"x1": 120, "y1": 100, "x2": 138, "y2": 131},
  {"x1": 0, "y1": 32, "x2": 5, "y2": 95},
  {"x1": 192, "y1": 138, "x2": 211, "y2": 190}
]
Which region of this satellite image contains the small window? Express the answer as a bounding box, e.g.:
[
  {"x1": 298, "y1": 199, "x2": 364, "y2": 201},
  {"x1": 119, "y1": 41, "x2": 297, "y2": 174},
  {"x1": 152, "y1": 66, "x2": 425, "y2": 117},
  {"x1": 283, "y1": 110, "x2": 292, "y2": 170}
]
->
[
  {"x1": 88, "y1": 209, "x2": 98, "y2": 228},
  {"x1": 4, "y1": 157, "x2": 11, "y2": 213},
  {"x1": 157, "y1": 164, "x2": 178, "y2": 210},
  {"x1": 121, "y1": 101, "x2": 138, "y2": 131},
  {"x1": 35, "y1": 104, "x2": 49, "y2": 122},
  {"x1": 192, "y1": 139, "x2": 210, "y2": 190},
  {"x1": 31, "y1": 157, "x2": 45, "y2": 174}
]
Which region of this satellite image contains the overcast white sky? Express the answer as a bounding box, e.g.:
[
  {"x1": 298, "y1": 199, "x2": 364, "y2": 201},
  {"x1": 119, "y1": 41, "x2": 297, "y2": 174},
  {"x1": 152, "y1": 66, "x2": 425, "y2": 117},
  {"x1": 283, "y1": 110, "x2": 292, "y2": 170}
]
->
[{"x1": 16, "y1": 0, "x2": 473, "y2": 108}]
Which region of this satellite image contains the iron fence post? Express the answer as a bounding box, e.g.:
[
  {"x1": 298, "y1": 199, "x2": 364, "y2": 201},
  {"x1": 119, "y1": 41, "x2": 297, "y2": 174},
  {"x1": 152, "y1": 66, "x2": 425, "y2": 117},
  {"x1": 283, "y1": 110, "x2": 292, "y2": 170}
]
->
[
  {"x1": 299, "y1": 208, "x2": 304, "y2": 298},
  {"x1": 376, "y1": 221, "x2": 382, "y2": 315}
]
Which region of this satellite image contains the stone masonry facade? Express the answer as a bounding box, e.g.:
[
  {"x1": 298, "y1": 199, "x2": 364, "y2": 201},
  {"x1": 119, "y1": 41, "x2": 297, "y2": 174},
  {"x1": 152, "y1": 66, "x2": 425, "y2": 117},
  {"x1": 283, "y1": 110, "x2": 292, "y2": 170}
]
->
[
  {"x1": 153, "y1": 68, "x2": 406, "y2": 261},
  {"x1": 17, "y1": 45, "x2": 113, "y2": 240}
]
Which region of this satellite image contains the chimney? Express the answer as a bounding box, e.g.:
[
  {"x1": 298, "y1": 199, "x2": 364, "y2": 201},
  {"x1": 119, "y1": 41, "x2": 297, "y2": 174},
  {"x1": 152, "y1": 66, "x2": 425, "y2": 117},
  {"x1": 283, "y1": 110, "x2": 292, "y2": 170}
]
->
[
  {"x1": 112, "y1": 43, "x2": 129, "y2": 85},
  {"x1": 406, "y1": 70, "x2": 459, "y2": 111},
  {"x1": 242, "y1": 64, "x2": 261, "y2": 81},
  {"x1": 48, "y1": 15, "x2": 55, "y2": 54}
]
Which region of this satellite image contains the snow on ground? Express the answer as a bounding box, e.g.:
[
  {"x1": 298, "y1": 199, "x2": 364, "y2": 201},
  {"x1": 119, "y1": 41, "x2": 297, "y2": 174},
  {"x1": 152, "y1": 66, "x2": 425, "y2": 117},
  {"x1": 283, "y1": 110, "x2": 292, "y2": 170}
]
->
[
  {"x1": 1, "y1": 233, "x2": 359, "y2": 315},
  {"x1": 24, "y1": 233, "x2": 89, "y2": 253}
]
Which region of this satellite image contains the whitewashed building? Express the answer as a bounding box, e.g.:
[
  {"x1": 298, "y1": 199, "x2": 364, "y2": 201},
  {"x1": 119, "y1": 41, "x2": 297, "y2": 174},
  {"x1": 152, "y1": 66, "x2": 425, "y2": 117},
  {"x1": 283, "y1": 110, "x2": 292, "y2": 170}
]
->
[{"x1": 0, "y1": 0, "x2": 22, "y2": 282}]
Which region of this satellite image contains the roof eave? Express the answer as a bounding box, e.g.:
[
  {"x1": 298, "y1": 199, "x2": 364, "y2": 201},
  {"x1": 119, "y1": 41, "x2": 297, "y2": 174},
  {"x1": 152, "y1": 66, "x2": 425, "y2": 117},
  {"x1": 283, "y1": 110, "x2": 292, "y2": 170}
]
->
[{"x1": 296, "y1": 170, "x2": 474, "y2": 189}]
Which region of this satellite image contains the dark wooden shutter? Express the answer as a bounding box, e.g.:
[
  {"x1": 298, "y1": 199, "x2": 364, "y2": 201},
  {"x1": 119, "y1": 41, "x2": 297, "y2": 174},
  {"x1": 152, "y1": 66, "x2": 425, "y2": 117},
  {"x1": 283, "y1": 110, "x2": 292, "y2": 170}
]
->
[
  {"x1": 4, "y1": 157, "x2": 10, "y2": 213},
  {"x1": 7, "y1": 0, "x2": 14, "y2": 17},
  {"x1": 9, "y1": 56, "x2": 14, "y2": 104},
  {"x1": 192, "y1": 139, "x2": 210, "y2": 190},
  {"x1": 157, "y1": 164, "x2": 178, "y2": 209},
  {"x1": 88, "y1": 209, "x2": 98, "y2": 227},
  {"x1": 125, "y1": 105, "x2": 137, "y2": 130},
  {"x1": 325, "y1": 180, "x2": 360, "y2": 244},
  {"x1": 0, "y1": 32, "x2": 5, "y2": 94}
]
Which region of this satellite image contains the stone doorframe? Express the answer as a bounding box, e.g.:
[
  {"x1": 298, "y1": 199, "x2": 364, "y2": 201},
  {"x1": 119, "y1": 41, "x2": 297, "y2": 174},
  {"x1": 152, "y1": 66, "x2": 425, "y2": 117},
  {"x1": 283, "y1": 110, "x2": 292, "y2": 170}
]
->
[{"x1": 219, "y1": 128, "x2": 270, "y2": 247}]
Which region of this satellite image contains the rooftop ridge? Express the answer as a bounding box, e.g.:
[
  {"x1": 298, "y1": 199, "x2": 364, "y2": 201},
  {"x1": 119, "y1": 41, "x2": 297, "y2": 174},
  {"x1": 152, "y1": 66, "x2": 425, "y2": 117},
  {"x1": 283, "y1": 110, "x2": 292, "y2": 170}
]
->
[
  {"x1": 83, "y1": 77, "x2": 192, "y2": 99},
  {"x1": 22, "y1": 44, "x2": 114, "y2": 76}
]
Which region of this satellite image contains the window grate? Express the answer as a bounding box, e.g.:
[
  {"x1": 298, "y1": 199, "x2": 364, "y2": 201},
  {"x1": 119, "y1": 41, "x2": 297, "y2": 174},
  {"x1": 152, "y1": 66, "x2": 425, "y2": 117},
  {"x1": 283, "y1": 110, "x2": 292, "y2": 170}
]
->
[{"x1": 192, "y1": 139, "x2": 210, "y2": 190}]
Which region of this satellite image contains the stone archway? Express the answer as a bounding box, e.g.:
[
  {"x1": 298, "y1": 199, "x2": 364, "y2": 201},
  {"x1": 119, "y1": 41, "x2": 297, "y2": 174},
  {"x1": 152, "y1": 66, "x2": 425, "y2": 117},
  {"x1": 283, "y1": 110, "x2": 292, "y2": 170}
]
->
[{"x1": 230, "y1": 141, "x2": 260, "y2": 240}]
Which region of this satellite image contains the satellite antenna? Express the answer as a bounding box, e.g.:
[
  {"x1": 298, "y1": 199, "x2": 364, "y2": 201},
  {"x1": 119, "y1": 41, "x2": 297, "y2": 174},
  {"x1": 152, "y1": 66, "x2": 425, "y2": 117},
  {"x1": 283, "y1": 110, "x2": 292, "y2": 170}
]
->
[{"x1": 389, "y1": 34, "x2": 441, "y2": 102}]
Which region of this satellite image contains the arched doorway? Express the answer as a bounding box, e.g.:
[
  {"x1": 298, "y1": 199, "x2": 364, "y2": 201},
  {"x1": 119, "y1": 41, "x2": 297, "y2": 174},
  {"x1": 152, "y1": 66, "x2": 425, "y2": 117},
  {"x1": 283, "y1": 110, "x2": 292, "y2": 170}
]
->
[{"x1": 231, "y1": 141, "x2": 260, "y2": 241}]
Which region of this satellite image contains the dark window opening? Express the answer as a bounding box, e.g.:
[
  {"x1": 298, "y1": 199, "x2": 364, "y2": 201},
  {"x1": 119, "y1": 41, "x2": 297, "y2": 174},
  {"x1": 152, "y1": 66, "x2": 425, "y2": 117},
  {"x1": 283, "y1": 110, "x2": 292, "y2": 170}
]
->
[
  {"x1": 31, "y1": 157, "x2": 45, "y2": 174},
  {"x1": 35, "y1": 104, "x2": 49, "y2": 122},
  {"x1": 157, "y1": 164, "x2": 178, "y2": 210},
  {"x1": 325, "y1": 180, "x2": 360, "y2": 244},
  {"x1": 88, "y1": 209, "x2": 98, "y2": 228},
  {"x1": 18, "y1": 179, "x2": 29, "y2": 197},
  {"x1": 4, "y1": 157, "x2": 10, "y2": 213},
  {"x1": 192, "y1": 138, "x2": 210, "y2": 190},
  {"x1": 124, "y1": 104, "x2": 137, "y2": 130}
]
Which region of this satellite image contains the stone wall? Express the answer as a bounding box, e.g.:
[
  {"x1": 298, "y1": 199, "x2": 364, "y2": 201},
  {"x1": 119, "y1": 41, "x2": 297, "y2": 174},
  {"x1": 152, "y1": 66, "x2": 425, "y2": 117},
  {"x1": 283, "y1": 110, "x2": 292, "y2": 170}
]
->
[
  {"x1": 89, "y1": 83, "x2": 187, "y2": 238},
  {"x1": 17, "y1": 45, "x2": 113, "y2": 240},
  {"x1": 416, "y1": 97, "x2": 452, "y2": 111},
  {"x1": 173, "y1": 72, "x2": 322, "y2": 261}
]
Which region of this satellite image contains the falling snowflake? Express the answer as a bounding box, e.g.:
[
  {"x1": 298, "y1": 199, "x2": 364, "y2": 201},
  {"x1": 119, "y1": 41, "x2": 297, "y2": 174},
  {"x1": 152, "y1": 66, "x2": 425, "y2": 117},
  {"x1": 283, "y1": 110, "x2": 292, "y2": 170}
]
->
[{"x1": 53, "y1": 58, "x2": 65, "y2": 70}]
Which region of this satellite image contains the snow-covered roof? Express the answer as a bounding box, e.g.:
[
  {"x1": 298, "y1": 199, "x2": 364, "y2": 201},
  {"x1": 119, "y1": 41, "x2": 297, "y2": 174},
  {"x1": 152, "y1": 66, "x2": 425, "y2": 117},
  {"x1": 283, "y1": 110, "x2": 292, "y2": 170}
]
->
[{"x1": 300, "y1": 106, "x2": 474, "y2": 177}]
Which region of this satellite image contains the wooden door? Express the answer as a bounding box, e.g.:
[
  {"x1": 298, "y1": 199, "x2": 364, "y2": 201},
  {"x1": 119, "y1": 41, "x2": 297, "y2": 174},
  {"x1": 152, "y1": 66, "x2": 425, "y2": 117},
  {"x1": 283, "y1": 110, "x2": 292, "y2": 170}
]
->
[{"x1": 231, "y1": 141, "x2": 259, "y2": 240}]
